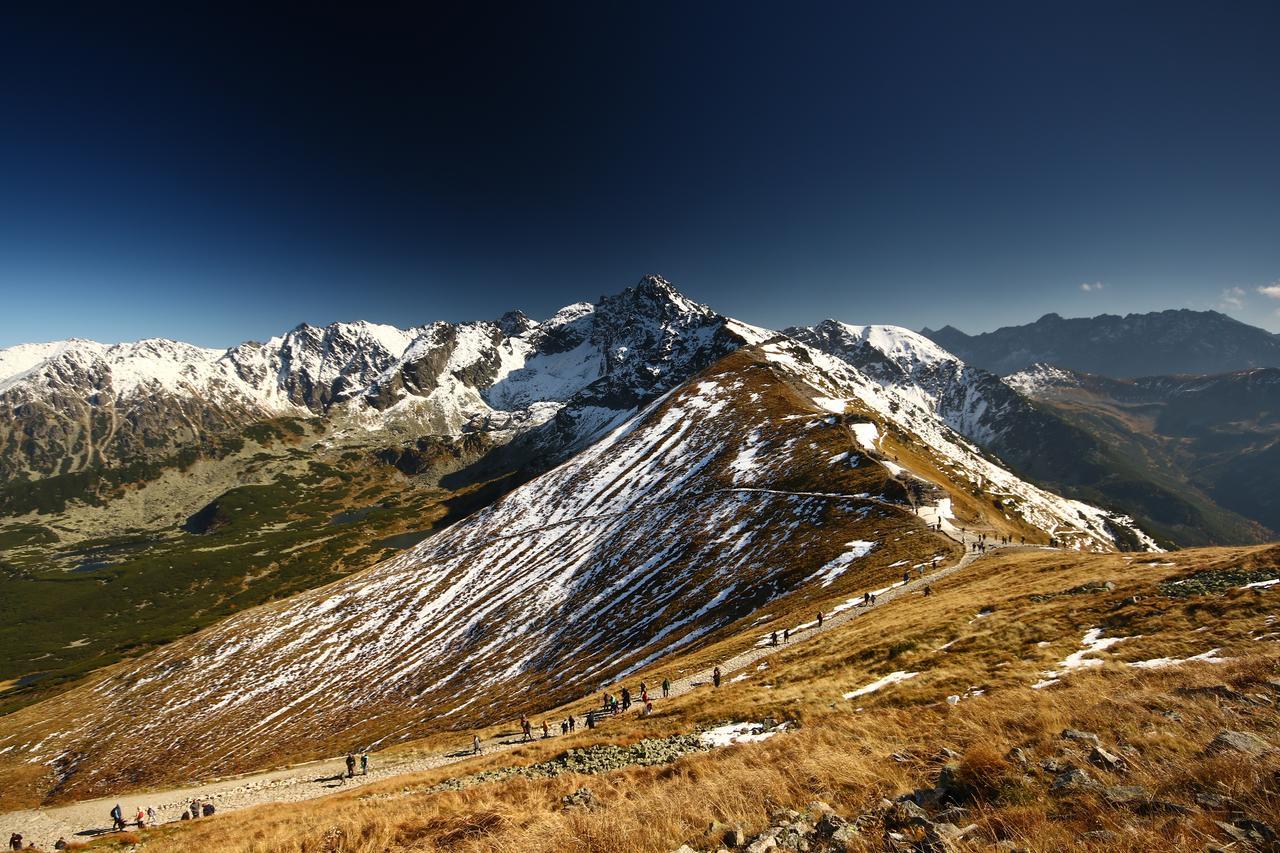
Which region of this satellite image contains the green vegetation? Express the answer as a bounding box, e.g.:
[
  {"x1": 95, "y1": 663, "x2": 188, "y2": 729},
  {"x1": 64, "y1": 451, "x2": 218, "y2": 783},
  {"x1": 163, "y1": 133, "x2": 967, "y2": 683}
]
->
[{"x1": 0, "y1": 454, "x2": 521, "y2": 716}]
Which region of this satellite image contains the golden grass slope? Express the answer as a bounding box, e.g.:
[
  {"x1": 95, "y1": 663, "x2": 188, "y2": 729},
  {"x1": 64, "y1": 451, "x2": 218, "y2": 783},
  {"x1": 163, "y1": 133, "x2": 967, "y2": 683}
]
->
[{"x1": 76, "y1": 543, "x2": 1280, "y2": 853}]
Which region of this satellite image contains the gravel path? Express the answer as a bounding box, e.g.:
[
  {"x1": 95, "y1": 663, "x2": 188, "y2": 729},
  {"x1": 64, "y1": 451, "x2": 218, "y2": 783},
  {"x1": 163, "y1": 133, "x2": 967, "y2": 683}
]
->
[{"x1": 1, "y1": 536, "x2": 1020, "y2": 851}]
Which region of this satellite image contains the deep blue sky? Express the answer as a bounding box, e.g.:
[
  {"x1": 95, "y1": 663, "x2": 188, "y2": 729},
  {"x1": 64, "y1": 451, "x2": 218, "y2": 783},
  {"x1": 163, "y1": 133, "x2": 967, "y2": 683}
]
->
[{"x1": 2, "y1": 2, "x2": 1279, "y2": 348}]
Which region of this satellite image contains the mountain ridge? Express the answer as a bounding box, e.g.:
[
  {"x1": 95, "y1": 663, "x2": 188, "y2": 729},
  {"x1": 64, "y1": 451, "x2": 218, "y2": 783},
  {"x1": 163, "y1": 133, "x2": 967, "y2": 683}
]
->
[{"x1": 921, "y1": 308, "x2": 1280, "y2": 377}]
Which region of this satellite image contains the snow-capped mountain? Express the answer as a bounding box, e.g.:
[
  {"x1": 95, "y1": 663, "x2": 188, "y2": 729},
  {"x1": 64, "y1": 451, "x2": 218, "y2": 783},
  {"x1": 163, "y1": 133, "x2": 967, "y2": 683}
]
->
[
  {"x1": 0, "y1": 276, "x2": 757, "y2": 480},
  {"x1": 784, "y1": 320, "x2": 1130, "y2": 498},
  {"x1": 0, "y1": 330, "x2": 1156, "y2": 802}
]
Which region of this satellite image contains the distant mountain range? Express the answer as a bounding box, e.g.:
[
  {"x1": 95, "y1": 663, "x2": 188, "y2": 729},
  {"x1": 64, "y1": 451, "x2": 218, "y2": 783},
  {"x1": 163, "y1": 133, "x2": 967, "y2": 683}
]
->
[{"x1": 922, "y1": 309, "x2": 1280, "y2": 377}]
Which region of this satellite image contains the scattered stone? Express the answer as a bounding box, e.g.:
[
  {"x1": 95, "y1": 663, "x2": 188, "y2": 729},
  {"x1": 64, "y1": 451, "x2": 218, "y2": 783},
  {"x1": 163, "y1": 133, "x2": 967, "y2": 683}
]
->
[
  {"x1": 1180, "y1": 685, "x2": 1247, "y2": 702},
  {"x1": 672, "y1": 846, "x2": 699, "y2": 853},
  {"x1": 1194, "y1": 792, "x2": 1238, "y2": 811},
  {"x1": 885, "y1": 799, "x2": 930, "y2": 827},
  {"x1": 1040, "y1": 757, "x2": 1067, "y2": 773},
  {"x1": 1101, "y1": 785, "x2": 1149, "y2": 805},
  {"x1": 1089, "y1": 746, "x2": 1126, "y2": 772},
  {"x1": 1007, "y1": 747, "x2": 1032, "y2": 768},
  {"x1": 1207, "y1": 730, "x2": 1272, "y2": 757},
  {"x1": 724, "y1": 826, "x2": 747, "y2": 848},
  {"x1": 994, "y1": 843, "x2": 1032, "y2": 853},
  {"x1": 1216, "y1": 817, "x2": 1278, "y2": 847},
  {"x1": 1050, "y1": 767, "x2": 1096, "y2": 793},
  {"x1": 561, "y1": 786, "x2": 597, "y2": 810},
  {"x1": 1080, "y1": 830, "x2": 1119, "y2": 843},
  {"x1": 1061, "y1": 729, "x2": 1101, "y2": 748},
  {"x1": 935, "y1": 747, "x2": 961, "y2": 761}
]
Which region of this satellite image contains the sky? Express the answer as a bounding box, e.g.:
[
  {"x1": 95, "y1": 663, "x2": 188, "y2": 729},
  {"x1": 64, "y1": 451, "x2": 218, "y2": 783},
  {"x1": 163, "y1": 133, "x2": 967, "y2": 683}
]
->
[{"x1": 1, "y1": 2, "x2": 1279, "y2": 348}]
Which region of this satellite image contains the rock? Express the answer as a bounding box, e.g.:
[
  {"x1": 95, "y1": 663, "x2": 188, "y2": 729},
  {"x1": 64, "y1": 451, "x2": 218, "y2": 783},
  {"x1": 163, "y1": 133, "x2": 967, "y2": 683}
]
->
[
  {"x1": 936, "y1": 762, "x2": 962, "y2": 789},
  {"x1": 724, "y1": 826, "x2": 747, "y2": 848},
  {"x1": 883, "y1": 799, "x2": 930, "y2": 829},
  {"x1": 830, "y1": 824, "x2": 858, "y2": 844},
  {"x1": 815, "y1": 812, "x2": 847, "y2": 838},
  {"x1": 1050, "y1": 767, "x2": 1096, "y2": 793},
  {"x1": 561, "y1": 785, "x2": 597, "y2": 810},
  {"x1": 1007, "y1": 747, "x2": 1032, "y2": 768},
  {"x1": 807, "y1": 801, "x2": 835, "y2": 818},
  {"x1": 1101, "y1": 785, "x2": 1149, "y2": 805},
  {"x1": 912, "y1": 786, "x2": 948, "y2": 810},
  {"x1": 1194, "y1": 792, "x2": 1238, "y2": 811},
  {"x1": 935, "y1": 822, "x2": 979, "y2": 839},
  {"x1": 1207, "y1": 730, "x2": 1272, "y2": 757},
  {"x1": 1089, "y1": 746, "x2": 1126, "y2": 772},
  {"x1": 1080, "y1": 830, "x2": 1119, "y2": 843},
  {"x1": 1040, "y1": 757, "x2": 1066, "y2": 773},
  {"x1": 745, "y1": 836, "x2": 777, "y2": 853},
  {"x1": 934, "y1": 806, "x2": 968, "y2": 824},
  {"x1": 935, "y1": 747, "x2": 961, "y2": 761},
  {"x1": 1061, "y1": 729, "x2": 1101, "y2": 748},
  {"x1": 672, "y1": 846, "x2": 699, "y2": 853},
  {"x1": 1216, "y1": 817, "x2": 1278, "y2": 847}
]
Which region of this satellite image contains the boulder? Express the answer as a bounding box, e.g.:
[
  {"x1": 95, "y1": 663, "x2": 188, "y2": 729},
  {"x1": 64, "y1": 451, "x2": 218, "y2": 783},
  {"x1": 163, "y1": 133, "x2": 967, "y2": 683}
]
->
[
  {"x1": 1207, "y1": 730, "x2": 1272, "y2": 757},
  {"x1": 1050, "y1": 767, "x2": 1096, "y2": 793},
  {"x1": 1061, "y1": 729, "x2": 1101, "y2": 748},
  {"x1": 1089, "y1": 746, "x2": 1125, "y2": 772},
  {"x1": 1007, "y1": 747, "x2": 1032, "y2": 768},
  {"x1": 1101, "y1": 785, "x2": 1148, "y2": 805}
]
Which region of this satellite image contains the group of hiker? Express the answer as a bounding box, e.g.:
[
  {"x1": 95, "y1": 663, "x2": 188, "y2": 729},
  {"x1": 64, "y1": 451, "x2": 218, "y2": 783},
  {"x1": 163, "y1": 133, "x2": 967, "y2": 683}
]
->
[
  {"x1": 343, "y1": 752, "x2": 369, "y2": 779},
  {"x1": 511, "y1": 676, "x2": 677, "y2": 745}
]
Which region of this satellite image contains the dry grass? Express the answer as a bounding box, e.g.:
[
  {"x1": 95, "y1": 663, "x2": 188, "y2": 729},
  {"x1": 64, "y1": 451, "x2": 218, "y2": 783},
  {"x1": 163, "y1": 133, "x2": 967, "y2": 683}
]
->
[{"x1": 71, "y1": 543, "x2": 1280, "y2": 852}]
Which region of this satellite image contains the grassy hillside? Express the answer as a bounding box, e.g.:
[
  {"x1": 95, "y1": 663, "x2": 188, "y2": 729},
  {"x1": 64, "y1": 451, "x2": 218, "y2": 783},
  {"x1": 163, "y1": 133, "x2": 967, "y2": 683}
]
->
[
  {"x1": 1023, "y1": 389, "x2": 1274, "y2": 547},
  {"x1": 69, "y1": 543, "x2": 1280, "y2": 852}
]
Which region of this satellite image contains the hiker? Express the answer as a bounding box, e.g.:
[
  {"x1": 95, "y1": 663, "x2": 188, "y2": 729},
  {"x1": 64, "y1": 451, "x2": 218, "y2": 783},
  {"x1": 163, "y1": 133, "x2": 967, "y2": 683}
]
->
[
  {"x1": 662, "y1": 677, "x2": 670, "y2": 698},
  {"x1": 904, "y1": 570, "x2": 910, "y2": 584},
  {"x1": 816, "y1": 611, "x2": 824, "y2": 628},
  {"x1": 9, "y1": 834, "x2": 22, "y2": 851},
  {"x1": 621, "y1": 687, "x2": 631, "y2": 711},
  {"x1": 146, "y1": 806, "x2": 156, "y2": 825},
  {"x1": 202, "y1": 803, "x2": 216, "y2": 817},
  {"x1": 771, "y1": 631, "x2": 778, "y2": 646},
  {"x1": 541, "y1": 720, "x2": 550, "y2": 738},
  {"x1": 783, "y1": 628, "x2": 790, "y2": 644},
  {"x1": 561, "y1": 720, "x2": 569, "y2": 735},
  {"x1": 568, "y1": 714, "x2": 576, "y2": 732},
  {"x1": 924, "y1": 585, "x2": 933, "y2": 596},
  {"x1": 472, "y1": 735, "x2": 482, "y2": 754},
  {"x1": 111, "y1": 803, "x2": 126, "y2": 831},
  {"x1": 639, "y1": 681, "x2": 647, "y2": 695},
  {"x1": 361, "y1": 753, "x2": 369, "y2": 775},
  {"x1": 345, "y1": 753, "x2": 356, "y2": 778},
  {"x1": 641, "y1": 687, "x2": 649, "y2": 704},
  {"x1": 713, "y1": 666, "x2": 722, "y2": 688},
  {"x1": 136, "y1": 807, "x2": 146, "y2": 828},
  {"x1": 54, "y1": 840, "x2": 69, "y2": 851},
  {"x1": 189, "y1": 800, "x2": 200, "y2": 820},
  {"x1": 642, "y1": 700, "x2": 653, "y2": 717},
  {"x1": 521, "y1": 718, "x2": 532, "y2": 741},
  {"x1": 586, "y1": 710, "x2": 596, "y2": 729}
]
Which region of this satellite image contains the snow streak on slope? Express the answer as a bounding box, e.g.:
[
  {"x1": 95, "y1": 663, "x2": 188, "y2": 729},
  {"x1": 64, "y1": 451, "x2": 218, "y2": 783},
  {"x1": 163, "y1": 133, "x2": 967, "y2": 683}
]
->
[
  {"x1": 0, "y1": 349, "x2": 922, "y2": 799},
  {"x1": 758, "y1": 338, "x2": 1157, "y2": 551}
]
